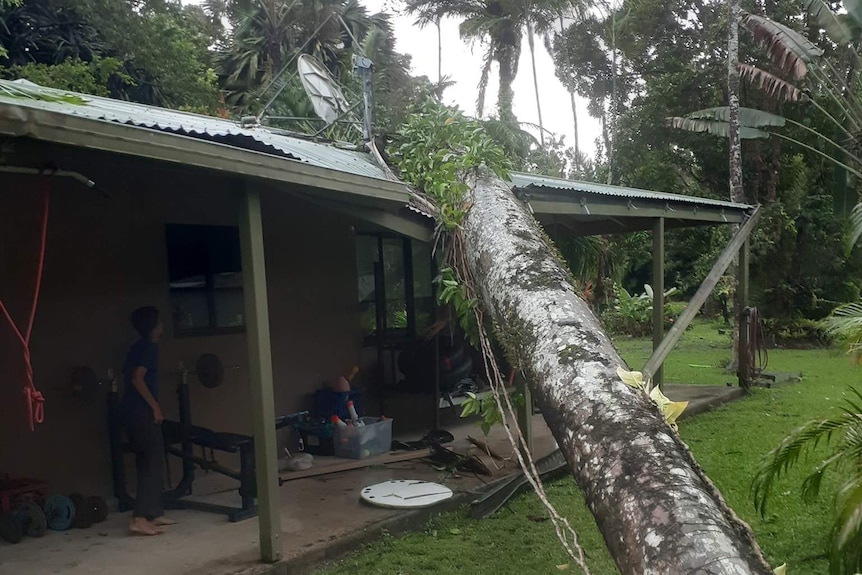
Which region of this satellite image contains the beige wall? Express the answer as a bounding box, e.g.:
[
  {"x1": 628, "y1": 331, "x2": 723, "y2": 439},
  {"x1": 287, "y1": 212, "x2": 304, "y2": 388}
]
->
[{"x1": 0, "y1": 147, "x2": 362, "y2": 496}]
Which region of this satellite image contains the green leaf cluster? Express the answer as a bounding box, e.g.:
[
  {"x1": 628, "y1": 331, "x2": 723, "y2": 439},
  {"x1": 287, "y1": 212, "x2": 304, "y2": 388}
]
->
[
  {"x1": 459, "y1": 391, "x2": 524, "y2": 436},
  {"x1": 433, "y1": 266, "x2": 479, "y2": 348},
  {"x1": 388, "y1": 99, "x2": 511, "y2": 230}
]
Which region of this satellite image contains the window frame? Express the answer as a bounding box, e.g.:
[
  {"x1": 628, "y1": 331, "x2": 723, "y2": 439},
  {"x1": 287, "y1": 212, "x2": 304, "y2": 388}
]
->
[
  {"x1": 165, "y1": 223, "x2": 246, "y2": 339},
  {"x1": 357, "y1": 232, "x2": 434, "y2": 348}
]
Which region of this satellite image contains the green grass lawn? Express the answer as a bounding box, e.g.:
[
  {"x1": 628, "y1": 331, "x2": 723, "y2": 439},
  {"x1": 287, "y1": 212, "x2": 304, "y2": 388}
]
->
[
  {"x1": 614, "y1": 319, "x2": 747, "y2": 385},
  {"x1": 316, "y1": 321, "x2": 859, "y2": 575}
]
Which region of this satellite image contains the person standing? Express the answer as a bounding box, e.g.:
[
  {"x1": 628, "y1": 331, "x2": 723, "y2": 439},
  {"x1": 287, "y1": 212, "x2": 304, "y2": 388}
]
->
[{"x1": 121, "y1": 306, "x2": 176, "y2": 535}]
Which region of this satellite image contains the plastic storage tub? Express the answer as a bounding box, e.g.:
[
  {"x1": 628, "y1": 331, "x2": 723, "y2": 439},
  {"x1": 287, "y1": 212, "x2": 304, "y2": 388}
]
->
[
  {"x1": 334, "y1": 417, "x2": 393, "y2": 459},
  {"x1": 297, "y1": 421, "x2": 335, "y2": 456}
]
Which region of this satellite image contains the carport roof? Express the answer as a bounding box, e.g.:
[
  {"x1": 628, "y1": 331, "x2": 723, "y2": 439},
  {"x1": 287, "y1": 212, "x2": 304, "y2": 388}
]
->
[{"x1": 510, "y1": 172, "x2": 753, "y2": 236}]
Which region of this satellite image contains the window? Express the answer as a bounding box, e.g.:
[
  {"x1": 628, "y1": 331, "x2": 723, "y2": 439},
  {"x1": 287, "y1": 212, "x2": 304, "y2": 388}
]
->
[
  {"x1": 357, "y1": 234, "x2": 433, "y2": 345},
  {"x1": 165, "y1": 224, "x2": 244, "y2": 337}
]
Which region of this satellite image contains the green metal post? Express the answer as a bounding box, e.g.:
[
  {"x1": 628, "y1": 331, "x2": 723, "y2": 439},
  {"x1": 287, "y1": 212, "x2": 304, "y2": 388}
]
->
[
  {"x1": 652, "y1": 218, "x2": 664, "y2": 387},
  {"x1": 737, "y1": 238, "x2": 751, "y2": 388},
  {"x1": 239, "y1": 186, "x2": 282, "y2": 563}
]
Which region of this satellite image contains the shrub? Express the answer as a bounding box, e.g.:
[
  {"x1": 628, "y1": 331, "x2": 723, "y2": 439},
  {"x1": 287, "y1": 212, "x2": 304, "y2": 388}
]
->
[
  {"x1": 602, "y1": 283, "x2": 683, "y2": 337},
  {"x1": 761, "y1": 317, "x2": 833, "y2": 348}
]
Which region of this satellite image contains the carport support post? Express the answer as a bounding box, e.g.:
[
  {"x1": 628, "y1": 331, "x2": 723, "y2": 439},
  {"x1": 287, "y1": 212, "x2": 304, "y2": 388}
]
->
[
  {"x1": 737, "y1": 238, "x2": 750, "y2": 388},
  {"x1": 652, "y1": 218, "x2": 664, "y2": 387},
  {"x1": 239, "y1": 186, "x2": 282, "y2": 563}
]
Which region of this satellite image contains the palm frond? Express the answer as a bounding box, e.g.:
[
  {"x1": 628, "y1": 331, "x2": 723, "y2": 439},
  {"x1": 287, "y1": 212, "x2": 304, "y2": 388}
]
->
[
  {"x1": 752, "y1": 412, "x2": 861, "y2": 516},
  {"x1": 850, "y1": 202, "x2": 862, "y2": 249},
  {"x1": 831, "y1": 476, "x2": 862, "y2": 575},
  {"x1": 686, "y1": 106, "x2": 787, "y2": 127},
  {"x1": 476, "y1": 43, "x2": 493, "y2": 117},
  {"x1": 739, "y1": 63, "x2": 808, "y2": 103},
  {"x1": 741, "y1": 12, "x2": 824, "y2": 81},
  {"x1": 845, "y1": 0, "x2": 862, "y2": 30},
  {"x1": 800, "y1": 451, "x2": 844, "y2": 503},
  {"x1": 666, "y1": 117, "x2": 771, "y2": 139},
  {"x1": 822, "y1": 301, "x2": 862, "y2": 356},
  {"x1": 804, "y1": 0, "x2": 853, "y2": 45}
]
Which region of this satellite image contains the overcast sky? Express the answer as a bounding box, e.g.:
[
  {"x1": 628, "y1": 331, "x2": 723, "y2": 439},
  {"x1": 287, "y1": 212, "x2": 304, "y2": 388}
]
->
[
  {"x1": 184, "y1": 0, "x2": 602, "y2": 157},
  {"x1": 363, "y1": 0, "x2": 601, "y2": 158}
]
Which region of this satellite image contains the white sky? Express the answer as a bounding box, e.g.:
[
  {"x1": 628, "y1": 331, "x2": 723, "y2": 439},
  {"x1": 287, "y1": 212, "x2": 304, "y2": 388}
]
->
[
  {"x1": 183, "y1": 0, "x2": 601, "y2": 157},
  {"x1": 365, "y1": 0, "x2": 601, "y2": 158}
]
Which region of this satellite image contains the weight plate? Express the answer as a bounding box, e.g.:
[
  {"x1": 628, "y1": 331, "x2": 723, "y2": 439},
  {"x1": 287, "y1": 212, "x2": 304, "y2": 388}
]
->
[
  {"x1": 44, "y1": 494, "x2": 75, "y2": 531},
  {"x1": 196, "y1": 353, "x2": 225, "y2": 389},
  {"x1": 14, "y1": 502, "x2": 46, "y2": 537},
  {"x1": 69, "y1": 493, "x2": 92, "y2": 529},
  {"x1": 0, "y1": 514, "x2": 23, "y2": 544},
  {"x1": 86, "y1": 495, "x2": 108, "y2": 523}
]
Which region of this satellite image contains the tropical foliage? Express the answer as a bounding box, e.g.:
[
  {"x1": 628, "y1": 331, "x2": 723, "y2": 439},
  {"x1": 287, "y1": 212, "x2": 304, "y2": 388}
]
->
[
  {"x1": 601, "y1": 283, "x2": 681, "y2": 337},
  {"x1": 0, "y1": 0, "x2": 220, "y2": 111},
  {"x1": 752, "y1": 387, "x2": 862, "y2": 575}
]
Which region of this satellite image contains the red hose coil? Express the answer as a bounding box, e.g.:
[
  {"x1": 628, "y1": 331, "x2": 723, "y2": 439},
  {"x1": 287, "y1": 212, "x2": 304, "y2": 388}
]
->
[{"x1": 0, "y1": 179, "x2": 49, "y2": 431}]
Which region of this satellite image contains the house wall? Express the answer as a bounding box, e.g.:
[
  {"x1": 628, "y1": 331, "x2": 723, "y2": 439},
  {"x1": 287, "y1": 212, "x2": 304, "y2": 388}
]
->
[{"x1": 0, "y1": 147, "x2": 362, "y2": 496}]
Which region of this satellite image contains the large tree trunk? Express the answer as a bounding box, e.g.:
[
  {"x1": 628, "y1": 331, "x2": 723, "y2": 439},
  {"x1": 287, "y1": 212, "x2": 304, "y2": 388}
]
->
[
  {"x1": 462, "y1": 171, "x2": 773, "y2": 575},
  {"x1": 497, "y1": 40, "x2": 517, "y2": 123},
  {"x1": 728, "y1": 0, "x2": 743, "y2": 370}
]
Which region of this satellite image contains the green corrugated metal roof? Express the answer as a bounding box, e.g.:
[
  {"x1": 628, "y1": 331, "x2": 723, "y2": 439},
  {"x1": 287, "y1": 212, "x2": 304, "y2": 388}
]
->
[
  {"x1": 510, "y1": 172, "x2": 752, "y2": 211},
  {"x1": 0, "y1": 79, "x2": 391, "y2": 182}
]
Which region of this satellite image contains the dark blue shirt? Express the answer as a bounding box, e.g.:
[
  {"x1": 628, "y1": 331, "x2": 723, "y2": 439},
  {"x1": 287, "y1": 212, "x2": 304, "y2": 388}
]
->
[{"x1": 121, "y1": 339, "x2": 159, "y2": 418}]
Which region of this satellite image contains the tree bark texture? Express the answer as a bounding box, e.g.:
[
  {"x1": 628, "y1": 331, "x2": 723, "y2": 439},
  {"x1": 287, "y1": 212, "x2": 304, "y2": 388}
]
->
[
  {"x1": 727, "y1": 0, "x2": 744, "y2": 204},
  {"x1": 462, "y1": 172, "x2": 772, "y2": 575},
  {"x1": 728, "y1": 0, "x2": 743, "y2": 371}
]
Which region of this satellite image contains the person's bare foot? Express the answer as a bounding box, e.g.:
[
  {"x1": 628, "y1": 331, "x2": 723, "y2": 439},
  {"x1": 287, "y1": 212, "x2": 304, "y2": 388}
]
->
[
  {"x1": 152, "y1": 516, "x2": 177, "y2": 526},
  {"x1": 129, "y1": 517, "x2": 164, "y2": 536}
]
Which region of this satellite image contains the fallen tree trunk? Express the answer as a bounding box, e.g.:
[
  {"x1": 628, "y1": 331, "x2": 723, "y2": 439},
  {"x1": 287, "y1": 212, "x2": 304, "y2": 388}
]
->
[{"x1": 462, "y1": 172, "x2": 772, "y2": 574}]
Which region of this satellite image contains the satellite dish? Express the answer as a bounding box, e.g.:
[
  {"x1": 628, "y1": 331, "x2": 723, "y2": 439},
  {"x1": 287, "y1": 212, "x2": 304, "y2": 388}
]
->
[{"x1": 297, "y1": 54, "x2": 351, "y2": 126}]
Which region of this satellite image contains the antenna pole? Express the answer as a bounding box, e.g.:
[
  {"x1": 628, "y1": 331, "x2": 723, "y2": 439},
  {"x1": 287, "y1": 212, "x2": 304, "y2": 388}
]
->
[{"x1": 353, "y1": 56, "x2": 374, "y2": 141}]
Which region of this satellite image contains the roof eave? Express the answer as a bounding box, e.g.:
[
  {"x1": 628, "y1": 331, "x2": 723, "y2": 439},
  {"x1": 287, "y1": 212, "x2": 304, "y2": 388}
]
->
[{"x1": 0, "y1": 103, "x2": 411, "y2": 209}]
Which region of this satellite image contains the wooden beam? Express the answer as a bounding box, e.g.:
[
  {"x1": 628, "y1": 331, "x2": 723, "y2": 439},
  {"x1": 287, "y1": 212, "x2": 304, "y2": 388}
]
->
[
  {"x1": 278, "y1": 449, "x2": 434, "y2": 482},
  {"x1": 239, "y1": 186, "x2": 282, "y2": 563},
  {"x1": 652, "y1": 218, "x2": 665, "y2": 387},
  {"x1": 642, "y1": 207, "x2": 761, "y2": 382},
  {"x1": 737, "y1": 238, "x2": 751, "y2": 388}
]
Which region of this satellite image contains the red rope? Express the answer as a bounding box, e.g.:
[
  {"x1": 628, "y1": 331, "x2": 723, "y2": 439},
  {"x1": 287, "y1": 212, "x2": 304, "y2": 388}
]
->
[{"x1": 0, "y1": 179, "x2": 49, "y2": 431}]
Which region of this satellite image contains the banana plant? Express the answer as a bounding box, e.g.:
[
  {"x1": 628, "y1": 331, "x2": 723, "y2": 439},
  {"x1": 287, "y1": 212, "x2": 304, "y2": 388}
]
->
[{"x1": 668, "y1": 3, "x2": 862, "y2": 185}]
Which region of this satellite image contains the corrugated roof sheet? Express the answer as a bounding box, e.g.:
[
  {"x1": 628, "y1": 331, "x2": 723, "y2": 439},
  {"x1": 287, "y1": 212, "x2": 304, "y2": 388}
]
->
[
  {"x1": 510, "y1": 172, "x2": 751, "y2": 210},
  {"x1": 0, "y1": 79, "x2": 390, "y2": 181}
]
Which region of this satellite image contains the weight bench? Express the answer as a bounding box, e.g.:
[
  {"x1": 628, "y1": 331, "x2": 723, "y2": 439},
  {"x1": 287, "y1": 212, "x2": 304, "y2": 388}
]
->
[
  {"x1": 161, "y1": 418, "x2": 258, "y2": 522},
  {"x1": 107, "y1": 358, "x2": 306, "y2": 522}
]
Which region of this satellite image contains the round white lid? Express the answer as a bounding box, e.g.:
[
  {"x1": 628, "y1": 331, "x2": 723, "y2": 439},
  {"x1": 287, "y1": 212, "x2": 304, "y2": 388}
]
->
[{"x1": 360, "y1": 480, "x2": 454, "y2": 509}]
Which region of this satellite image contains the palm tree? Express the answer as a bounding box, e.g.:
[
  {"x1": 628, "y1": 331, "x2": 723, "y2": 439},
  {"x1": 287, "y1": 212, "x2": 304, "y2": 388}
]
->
[
  {"x1": 405, "y1": 0, "x2": 555, "y2": 125},
  {"x1": 215, "y1": 0, "x2": 386, "y2": 113}
]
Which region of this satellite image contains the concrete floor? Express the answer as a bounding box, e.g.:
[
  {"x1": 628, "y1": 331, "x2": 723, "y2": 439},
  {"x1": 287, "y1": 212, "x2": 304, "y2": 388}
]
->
[
  {"x1": 0, "y1": 414, "x2": 557, "y2": 575},
  {"x1": 0, "y1": 385, "x2": 744, "y2": 575}
]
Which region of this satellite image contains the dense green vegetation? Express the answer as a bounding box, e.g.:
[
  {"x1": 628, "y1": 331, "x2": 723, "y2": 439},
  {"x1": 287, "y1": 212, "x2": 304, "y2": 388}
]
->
[{"x1": 316, "y1": 321, "x2": 856, "y2": 575}]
